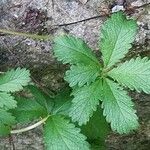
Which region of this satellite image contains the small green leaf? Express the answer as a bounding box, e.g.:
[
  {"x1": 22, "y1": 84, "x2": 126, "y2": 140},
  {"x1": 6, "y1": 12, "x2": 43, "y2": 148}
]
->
[
  {"x1": 0, "y1": 109, "x2": 15, "y2": 136},
  {"x1": 44, "y1": 115, "x2": 90, "y2": 150},
  {"x1": 0, "y1": 109, "x2": 15, "y2": 125},
  {"x1": 100, "y1": 11, "x2": 137, "y2": 68},
  {"x1": 65, "y1": 64, "x2": 100, "y2": 87},
  {"x1": 27, "y1": 85, "x2": 54, "y2": 112},
  {"x1": 108, "y1": 57, "x2": 150, "y2": 94},
  {"x1": 0, "y1": 124, "x2": 11, "y2": 137},
  {"x1": 102, "y1": 79, "x2": 139, "y2": 134},
  {"x1": 81, "y1": 106, "x2": 110, "y2": 141},
  {"x1": 52, "y1": 89, "x2": 72, "y2": 116},
  {"x1": 0, "y1": 68, "x2": 31, "y2": 92},
  {"x1": 54, "y1": 35, "x2": 99, "y2": 65},
  {"x1": 0, "y1": 92, "x2": 17, "y2": 110},
  {"x1": 69, "y1": 80, "x2": 103, "y2": 125},
  {"x1": 11, "y1": 97, "x2": 47, "y2": 123}
]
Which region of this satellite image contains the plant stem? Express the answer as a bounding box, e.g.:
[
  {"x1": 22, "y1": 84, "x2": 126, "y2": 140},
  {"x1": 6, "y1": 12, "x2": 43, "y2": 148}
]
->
[
  {"x1": 0, "y1": 29, "x2": 52, "y2": 40},
  {"x1": 11, "y1": 116, "x2": 49, "y2": 134}
]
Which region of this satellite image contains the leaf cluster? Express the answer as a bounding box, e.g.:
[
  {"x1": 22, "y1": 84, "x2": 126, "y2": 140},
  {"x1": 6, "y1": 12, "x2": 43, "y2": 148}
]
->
[
  {"x1": 0, "y1": 65, "x2": 108, "y2": 149},
  {"x1": 0, "y1": 68, "x2": 30, "y2": 135},
  {"x1": 1, "y1": 11, "x2": 150, "y2": 150},
  {"x1": 54, "y1": 11, "x2": 150, "y2": 135},
  {"x1": 11, "y1": 86, "x2": 102, "y2": 150},
  {"x1": 0, "y1": 70, "x2": 109, "y2": 149}
]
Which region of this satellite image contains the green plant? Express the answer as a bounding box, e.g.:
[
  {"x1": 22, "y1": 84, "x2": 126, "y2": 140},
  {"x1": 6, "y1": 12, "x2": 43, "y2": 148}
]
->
[
  {"x1": 54, "y1": 11, "x2": 150, "y2": 134},
  {"x1": 0, "y1": 68, "x2": 30, "y2": 135},
  {"x1": 1, "y1": 11, "x2": 150, "y2": 150},
  {"x1": 0, "y1": 68, "x2": 108, "y2": 149}
]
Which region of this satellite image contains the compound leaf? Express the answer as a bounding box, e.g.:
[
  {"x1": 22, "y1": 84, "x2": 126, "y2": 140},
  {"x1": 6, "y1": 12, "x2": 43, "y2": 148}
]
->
[
  {"x1": 44, "y1": 115, "x2": 90, "y2": 150},
  {"x1": 54, "y1": 35, "x2": 99, "y2": 66},
  {"x1": 69, "y1": 80, "x2": 103, "y2": 125},
  {"x1": 100, "y1": 11, "x2": 137, "y2": 68},
  {"x1": 108, "y1": 57, "x2": 150, "y2": 94},
  {"x1": 0, "y1": 92, "x2": 17, "y2": 110},
  {"x1": 0, "y1": 68, "x2": 31, "y2": 92},
  {"x1": 102, "y1": 79, "x2": 139, "y2": 134},
  {"x1": 11, "y1": 97, "x2": 47, "y2": 123},
  {"x1": 65, "y1": 64, "x2": 100, "y2": 87}
]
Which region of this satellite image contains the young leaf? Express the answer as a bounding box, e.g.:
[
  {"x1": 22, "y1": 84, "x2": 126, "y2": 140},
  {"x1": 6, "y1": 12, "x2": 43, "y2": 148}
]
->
[
  {"x1": 44, "y1": 115, "x2": 90, "y2": 150},
  {"x1": 65, "y1": 64, "x2": 100, "y2": 87},
  {"x1": 11, "y1": 97, "x2": 47, "y2": 123},
  {"x1": 102, "y1": 79, "x2": 139, "y2": 134},
  {"x1": 69, "y1": 80, "x2": 103, "y2": 125},
  {"x1": 54, "y1": 35, "x2": 99, "y2": 66},
  {"x1": 0, "y1": 68, "x2": 31, "y2": 92},
  {"x1": 0, "y1": 92, "x2": 17, "y2": 110},
  {"x1": 108, "y1": 57, "x2": 150, "y2": 94},
  {"x1": 100, "y1": 11, "x2": 137, "y2": 68}
]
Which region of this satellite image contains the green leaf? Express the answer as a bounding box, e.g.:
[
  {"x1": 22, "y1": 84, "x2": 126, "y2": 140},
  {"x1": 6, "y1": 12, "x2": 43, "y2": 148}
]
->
[
  {"x1": 44, "y1": 115, "x2": 90, "y2": 150},
  {"x1": 0, "y1": 92, "x2": 17, "y2": 110},
  {"x1": 0, "y1": 109, "x2": 15, "y2": 125},
  {"x1": 90, "y1": 140, "x2": 107, "y2": 150},
  {"x1": 0, "y1": 109, "x2": 15, "y2": 136},
  {"x1": 0, "y1": 68, "x2": 31, "y2": 92},
  {"x1": 11, "y1": 97, "x2": 47, "y2": 123},
  {"x1": 108, "y1": 57, "x2": 150, "y2": 94},
  {"x1": 81, "y1": 106, "x2": 110, "y2": 141},
  {"x1": 52, "y1": 89, "x2": 72, "y2": 116},
  {"x1": 100, "y1": 11, "x2": 137, "y2": 68},
  {"x1": 27, "y1": 85, "x2": 54, "y2": 112},
  {"x1": 65, "y1": 64, "x2": 100, "y2": 87},
  {"x1": 102, "y1": 79, "x2": 139, "y2": 134},
  {"x1": 0, "y1": 124, "x2": 11, "y2": 136},
  {"x1": 69, "y1": 80, "x2": 103, "y2": 125},
  {"x1": 54, "y1": 35, "x2": 99, "y2": 65}
]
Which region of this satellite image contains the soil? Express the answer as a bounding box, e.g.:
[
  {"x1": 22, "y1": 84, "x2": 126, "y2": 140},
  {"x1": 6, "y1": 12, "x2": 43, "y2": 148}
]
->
[{"x1": 0, "y1": 0, "x2": 150, "y2": 149}]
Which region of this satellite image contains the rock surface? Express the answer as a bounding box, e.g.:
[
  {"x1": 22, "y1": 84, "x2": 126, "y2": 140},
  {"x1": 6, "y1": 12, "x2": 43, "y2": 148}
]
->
[{"x1": 0, "y1": 0, "x2": 150, "y2": 149}]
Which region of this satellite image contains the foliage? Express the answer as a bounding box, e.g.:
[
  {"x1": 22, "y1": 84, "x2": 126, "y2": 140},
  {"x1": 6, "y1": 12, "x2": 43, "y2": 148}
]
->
[
  {"x1": 0, "y1": 68, "x2": 30, "y2": 92},
  {"x1": 69, "y1": 80, "x2": 103, "y2": 125},
  {"x1": 0, "y1": 68, "x2": 30, "y2": 136},
  {"x1": 44, "y1": 116, "x2": 89, "y2": 150},
  {"x1": 1, "y1": 11, "x2": 150, "y2": 150},
  {"x1": 54, "y1": 11, "x2": 150, "y2": 135},
  {"x1": 12, "y1": 86, "x2": 91, "y2": 150},
  {"x1": 0, "y1": 70, "x2": 108, "y2": 149}
]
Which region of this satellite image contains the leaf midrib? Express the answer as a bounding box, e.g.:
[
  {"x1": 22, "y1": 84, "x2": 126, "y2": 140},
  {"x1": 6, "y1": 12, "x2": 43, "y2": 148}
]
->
[
  {"x1": 105, "y1": 80, "x2": 133, "y2": 130},
  {"x1": 105, "y1": 22, "x2": 124, "y2": 67},
  {"x1": 58, "y1": 41, "x2": 100, "y2": 66},
  {"x1": 51, "y1": 118, "x2": 71, "y2": 150}
]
